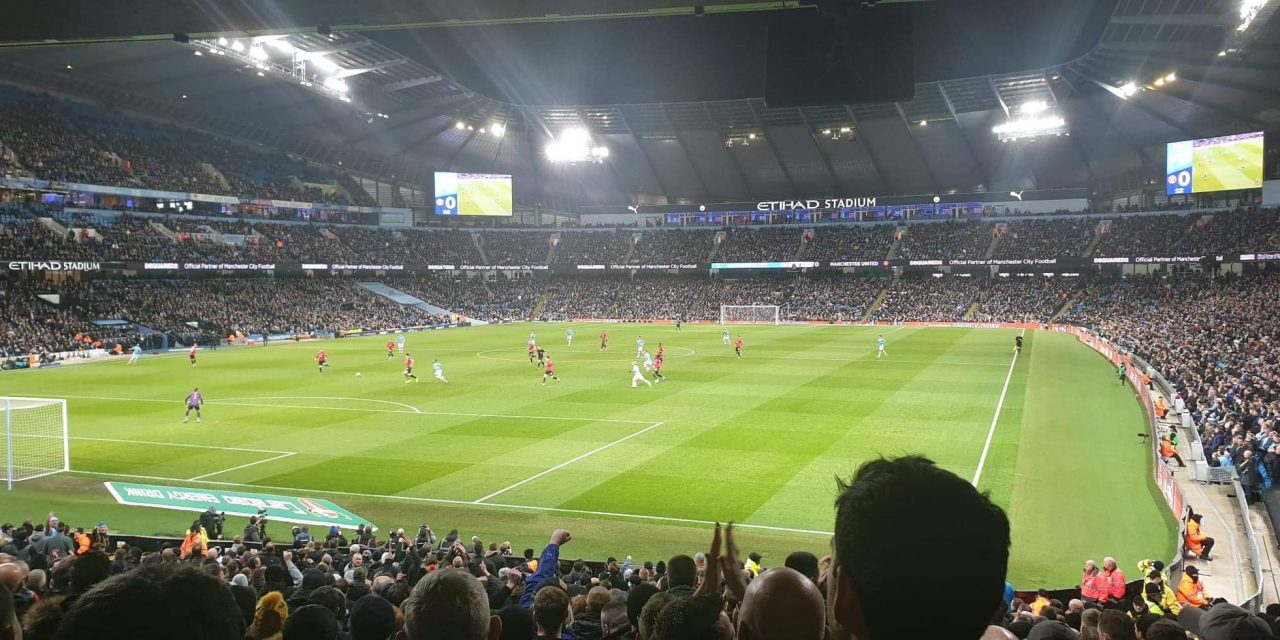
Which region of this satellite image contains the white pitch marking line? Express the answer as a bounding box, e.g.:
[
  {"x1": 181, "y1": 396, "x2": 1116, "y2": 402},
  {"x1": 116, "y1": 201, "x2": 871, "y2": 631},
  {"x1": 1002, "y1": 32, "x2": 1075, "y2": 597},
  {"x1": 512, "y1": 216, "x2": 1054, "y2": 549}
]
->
[
  {"x1": 66, "y1": 468, "x2": 830, "y2": 536},
  {"x1": 30, "y1": 395, "x2": 655, "y2": 425},
  {"x1": 25, "y1": 434, "x2": 292, "y2": 456},
  {"x1": 971, "y1": 328, "x2": 1024, "y2": 488},
  {"x1": 187, "y1": 451, "x2": 297, "y2": 482},
  {"x1": 218, "y1": 396, "x2": 422, "y2": 414},
  {"x1": 883, "y1": 325, "x2": 910, "y2": 335},
  {"x1": 472, "y1": 421, "x2": 667, "y2": 504}
]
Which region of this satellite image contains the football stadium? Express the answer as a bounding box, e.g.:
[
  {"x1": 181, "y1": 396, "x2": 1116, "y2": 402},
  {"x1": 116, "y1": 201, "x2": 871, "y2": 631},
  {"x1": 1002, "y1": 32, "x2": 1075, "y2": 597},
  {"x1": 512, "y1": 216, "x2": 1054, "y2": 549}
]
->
[{"x1": 1, "y1": 1, "x2": 1279, "y2": 639}]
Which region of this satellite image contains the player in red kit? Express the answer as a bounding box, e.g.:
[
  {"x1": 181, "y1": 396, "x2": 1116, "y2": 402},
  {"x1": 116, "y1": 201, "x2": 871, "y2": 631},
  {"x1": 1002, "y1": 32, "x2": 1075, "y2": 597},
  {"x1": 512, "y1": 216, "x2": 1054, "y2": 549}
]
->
[
  {"x1": 656, "y1": 343, "x2": 664, "y2": 359},
  {"x1": 404, "y1": 353, "x2": 419, "y2": 383},
  {"x1": 188, "y1": 344, "x2": 197, "y2": 367},
  {"x1": 386, "y1": 339, "x2": 395, "y2": 359},
  {"x1": 735, "y1": 336, "x2": 743, "y2": 359},
  {"x1": 600, "y1": 331, "x2": 609, "y2": 352},
  {"x1": 528, "y1": 339, "x2": 537, "y2": 365},
  {"x1": 315, "y1": 349, "x2": 328, "y2": 373},
  {"x1": 652, "y1": 354, "x2": 665, "y2": 383},
  {"x1": 542, "y1": 356, "x2": 561, "y2": 386}
]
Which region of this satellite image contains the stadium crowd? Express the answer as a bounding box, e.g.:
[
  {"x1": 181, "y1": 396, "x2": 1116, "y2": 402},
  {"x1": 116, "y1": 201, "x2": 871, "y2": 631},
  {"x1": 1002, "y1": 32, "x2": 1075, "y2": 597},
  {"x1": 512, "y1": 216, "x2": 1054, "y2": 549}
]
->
[
  {"x1": 0, "y1": 93, "x2": 374, "y2": 206},
  {"x1": 15, "y1": 454, "x2": 1237, "y2": 640}
]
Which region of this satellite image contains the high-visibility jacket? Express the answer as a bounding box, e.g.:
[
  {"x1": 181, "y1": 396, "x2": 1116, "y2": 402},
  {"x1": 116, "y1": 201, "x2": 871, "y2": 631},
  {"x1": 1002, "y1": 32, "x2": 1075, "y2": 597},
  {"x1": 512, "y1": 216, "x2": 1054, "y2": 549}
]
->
[
  {"x1": 180, "y1": 532, "x2": 203, "y2": 559},
  {"x1": 1176, "y1": 573, "x2": 1209, "y2": 607},
  {"x1": 1104, "y1": 568, "x2": 1127, "y2": 601},
  {"x1": 1161, "y1": 439, "x2": 1177, "y2": 458},
  {"x1": 1030, "y1": 595, "x2": 1052, "y2": 615},
  {"x1": 1143, "y1": 581, "x2": 1181, "y2": 617},
  {"x1": 1185, "y1": 520, "x2": 1209, "y2": 556},
  {"x1": 1080, "y1": 570, "x2": 1108, "y2": 601},
  {"x1": 73, "y1": 532, "x2": 91, "y2": 555}
]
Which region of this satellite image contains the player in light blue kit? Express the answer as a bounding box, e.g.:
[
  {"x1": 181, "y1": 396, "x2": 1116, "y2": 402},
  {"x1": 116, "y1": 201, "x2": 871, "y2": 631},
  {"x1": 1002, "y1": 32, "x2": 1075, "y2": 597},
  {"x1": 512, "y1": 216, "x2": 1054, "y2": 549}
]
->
[
  {"x1": 642, "y1": 349, "x2": 654, "y2": 372},
  {"x1": 877, "y1": 334, "x2": 887, "y2": 359},
  {"x1": 722, "y1": 328, "x2": 731, "y2": 345},
  {"x1": 529, "y1": 330, "x2": 537, "y2": 344},
  {"x1": 566, "y1": 326, "x2": 574, "y2": 346},
  {"x1": 432, "y1": 358, "x2": 448, "y2": 383},
  {"x1": 127, "y1": 344, "x2": 142, "y2": 365},
  {"x1": 635, "y1": 336, "x2": 645, "y2": 358},
  {"x1": 396, "y1": 335, "x2": 406, "y2": 354}
]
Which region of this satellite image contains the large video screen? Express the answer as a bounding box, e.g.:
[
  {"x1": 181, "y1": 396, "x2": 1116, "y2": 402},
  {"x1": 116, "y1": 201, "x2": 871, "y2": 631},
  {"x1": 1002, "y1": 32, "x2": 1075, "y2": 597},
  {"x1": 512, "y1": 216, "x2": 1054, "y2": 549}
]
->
[
  {"x1": 1166, "y1": 131, "x2": 1264, "y2": 195},
  {"x1": 434, "y1": 172, "x2": 513, "y2": 216}
]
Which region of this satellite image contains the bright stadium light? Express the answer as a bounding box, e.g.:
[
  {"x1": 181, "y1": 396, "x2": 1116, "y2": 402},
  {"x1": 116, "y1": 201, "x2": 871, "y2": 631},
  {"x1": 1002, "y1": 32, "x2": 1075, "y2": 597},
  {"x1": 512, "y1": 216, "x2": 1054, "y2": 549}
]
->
[
  {"x1": 323, "y1": 76, "x2": 348, "y2": 92},
  {"x1": 307, "y1": 54, "x2": 340, "y2": 74},
  {"x1": 546, "y1": 128, "x2": 608, "y2": 163},
  {"x1": 249, "y1": 46, "x2": 268, "y2": 61},
  {"x1": 489, "y1": 123, "x2": 505, "y2": 137},
  {"x1": 1239, "y1": 0, "x2": 1269, "y2": 31},
  {"x1": 217, "y1": 37, "x2": 229, "y2": 46},
  {"x1": 993, "y1": 115, "x2": 1068, "y2": 141},
  {"x1": 455, "y1": 121, "x2": 465, "y2": 130},
  {"x1": 1020, "y1": 101, "x2": 1049, "y2": 114},
  {"x1": 267, "y1": 39, "x2": 295, "y2": 54},
  {"x1": 1118, "y1": 81, "x2": 1139, "y2": 98},
  {"x1": 230, "y1": 40, "x2": 245, "y2": 52},
  {"x1": 1165, "y1": 72, "x2": 1176, "y2": 82}
]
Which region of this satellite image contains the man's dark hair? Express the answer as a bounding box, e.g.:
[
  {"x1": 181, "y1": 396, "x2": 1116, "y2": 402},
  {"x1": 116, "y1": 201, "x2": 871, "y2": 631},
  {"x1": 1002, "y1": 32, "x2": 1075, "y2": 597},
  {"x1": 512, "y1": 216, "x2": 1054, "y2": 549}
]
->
[
  {"x1": 1143, "y1": 619, "x2": 1187, "y2": 640},
  {"x1": 308, "y1": 586, "x2": 348, "y2": 621},
  {"x1": 666, "y1": 555, "x2": 696, "y2": 589},
  {"x1": 784, "y1": 551, "x2": 820, "y2": 582},
  {"x1": 833, "y1": 455, "x2": 1010, "y2": 640},
  {"x1": 651, "y1": 595, "x2": 723, "y2": 640},
  {"x1": 533, "y1": 585, "x2": 570, "y2": 633},
  {"x1": 53, "y1": 563, "x2": 245, "y2": 640},
  {"x1": 627, "y1": 582, "x2": 659, "y2": 628},
  {"x1": 70, "y1": 551, "x2": 112, "y2": 594},
  {"x1": 1097, "y1": 610, "x2": 1136, "y2": 640}
]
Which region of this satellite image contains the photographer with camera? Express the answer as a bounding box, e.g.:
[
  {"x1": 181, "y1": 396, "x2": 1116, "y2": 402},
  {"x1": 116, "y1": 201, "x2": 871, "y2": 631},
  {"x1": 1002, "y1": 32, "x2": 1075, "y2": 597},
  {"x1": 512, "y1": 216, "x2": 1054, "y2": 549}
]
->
[
  {"x1": 198, "y1": 506, "x2": 223, "y2": 540},
  {"x1": 415, "y1": 524, "x2": 436, "y2": 550},
  {"x1": 243, "y1": 517, "x2": 263, "y2": 544}
]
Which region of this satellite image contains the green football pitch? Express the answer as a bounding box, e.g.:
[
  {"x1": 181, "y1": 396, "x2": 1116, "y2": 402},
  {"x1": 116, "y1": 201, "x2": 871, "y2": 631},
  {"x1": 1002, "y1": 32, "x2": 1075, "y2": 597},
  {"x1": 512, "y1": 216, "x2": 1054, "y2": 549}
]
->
[
  {"x1": 1194, "y1": 137, "x2": 1265, "y2": 193},
  {"x1": 459, "y1": 177, "x2": 513, "y2": 216},
  {"x1": 2, "y1": 323, "x2": 1176, "y2": 587}
]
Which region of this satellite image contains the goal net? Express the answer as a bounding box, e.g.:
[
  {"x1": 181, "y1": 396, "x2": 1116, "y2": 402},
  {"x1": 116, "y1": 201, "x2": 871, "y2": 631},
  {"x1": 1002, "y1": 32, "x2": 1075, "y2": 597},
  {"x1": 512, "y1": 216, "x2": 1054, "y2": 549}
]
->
[
  {"x1": 1, "y1": 398, "x2": 69, "y2": 490},
  {"x1": 720, "y1": 305, "x2": 781, "y2": 325}
]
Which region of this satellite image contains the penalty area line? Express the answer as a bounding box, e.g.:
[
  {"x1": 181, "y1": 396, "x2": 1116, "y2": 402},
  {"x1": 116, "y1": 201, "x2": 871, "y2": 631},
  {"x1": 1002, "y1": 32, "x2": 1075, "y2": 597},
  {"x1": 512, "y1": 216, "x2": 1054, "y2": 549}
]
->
[
  {"x1": 472, "y1": 421, "x2": 666, "y2": 504},
  {"x1": 63, "y1": 469, "x2": 829, "y2": 537},
  {"x1": 187, "y1": 451, "x2": 297, "y2": 482}
]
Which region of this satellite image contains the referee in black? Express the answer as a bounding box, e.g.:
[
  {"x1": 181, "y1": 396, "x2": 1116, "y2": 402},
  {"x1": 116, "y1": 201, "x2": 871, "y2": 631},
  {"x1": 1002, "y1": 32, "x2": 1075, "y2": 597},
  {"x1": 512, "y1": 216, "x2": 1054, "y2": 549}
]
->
[{"x1": 1014, "y1": 334, "x2": 1023, "y2": 353}]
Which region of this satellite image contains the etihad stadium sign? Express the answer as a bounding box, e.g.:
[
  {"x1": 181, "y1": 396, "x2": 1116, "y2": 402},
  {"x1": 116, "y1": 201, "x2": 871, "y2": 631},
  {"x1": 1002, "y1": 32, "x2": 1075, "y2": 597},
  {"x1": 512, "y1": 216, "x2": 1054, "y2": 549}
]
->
[{"x1": 756, "y1": 197, "x2": 877, "y2": 211}]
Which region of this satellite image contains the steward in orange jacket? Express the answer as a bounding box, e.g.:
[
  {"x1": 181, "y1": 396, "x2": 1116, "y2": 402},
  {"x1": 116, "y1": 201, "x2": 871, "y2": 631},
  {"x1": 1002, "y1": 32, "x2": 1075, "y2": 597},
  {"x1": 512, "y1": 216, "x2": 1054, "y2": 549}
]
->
[
  {"x1": 1184, "y1": 514, "x2": 1214, "y2": 559},
  {"x1": 1176, "y1": 566, "x2": 1209, "y2": 607}
]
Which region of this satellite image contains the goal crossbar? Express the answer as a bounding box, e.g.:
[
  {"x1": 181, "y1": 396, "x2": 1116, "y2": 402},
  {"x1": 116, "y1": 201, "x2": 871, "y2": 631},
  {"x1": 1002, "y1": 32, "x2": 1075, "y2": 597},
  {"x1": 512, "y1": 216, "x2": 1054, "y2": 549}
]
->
[
  {"x1": 720, "y1": 305, "x2": 781, "y2": 325},
  {"x1": 1, "y1": 397, "x2": 70, "y2": 491}
]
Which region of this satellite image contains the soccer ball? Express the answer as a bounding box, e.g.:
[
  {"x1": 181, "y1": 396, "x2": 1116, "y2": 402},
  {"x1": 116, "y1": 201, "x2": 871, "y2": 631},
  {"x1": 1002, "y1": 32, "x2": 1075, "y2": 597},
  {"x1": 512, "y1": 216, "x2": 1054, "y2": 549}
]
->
[{"x1": 355, "y1": 372, "x2": 362, "y2": 377}]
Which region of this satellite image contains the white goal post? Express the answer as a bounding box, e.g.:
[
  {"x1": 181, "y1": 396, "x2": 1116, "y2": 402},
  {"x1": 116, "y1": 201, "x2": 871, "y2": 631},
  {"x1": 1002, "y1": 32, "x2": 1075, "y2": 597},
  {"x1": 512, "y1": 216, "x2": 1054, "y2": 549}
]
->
[
  {"x1": 1, "y1": 397, "x2": 70, "y2": 491},
  {"x1": 720, "y1": 305, "x2": 781, "y2": 325}
]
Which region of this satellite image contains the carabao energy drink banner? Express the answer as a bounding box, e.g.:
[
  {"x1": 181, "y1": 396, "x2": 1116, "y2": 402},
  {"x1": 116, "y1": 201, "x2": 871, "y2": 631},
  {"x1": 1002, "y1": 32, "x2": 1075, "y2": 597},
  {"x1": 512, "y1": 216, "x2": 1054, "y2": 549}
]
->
[{"x1": 104, "y1": 482, "x2": 374, "y2": 530}]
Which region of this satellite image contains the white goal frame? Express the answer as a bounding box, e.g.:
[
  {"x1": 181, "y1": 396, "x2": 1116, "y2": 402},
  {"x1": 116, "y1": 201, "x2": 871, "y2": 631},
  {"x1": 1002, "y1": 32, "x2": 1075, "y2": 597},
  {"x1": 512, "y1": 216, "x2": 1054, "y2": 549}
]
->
[
  {"x1": 2, "y1": 397, "x2": 70, "y2": 491},
  {"x1": 720, "y1": 305, "x2": 781, "y2": 325}
]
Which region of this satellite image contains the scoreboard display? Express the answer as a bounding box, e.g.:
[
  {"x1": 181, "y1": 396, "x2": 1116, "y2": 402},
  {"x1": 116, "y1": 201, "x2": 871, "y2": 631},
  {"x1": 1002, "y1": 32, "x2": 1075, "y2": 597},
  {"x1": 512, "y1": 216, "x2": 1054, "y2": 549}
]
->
[
  {"x1": 434, "y1": 172, "x2": 513, "y2": 216},
  {"x1": 1166, "y1": 131, "x2": 1264, "y2": 195}
]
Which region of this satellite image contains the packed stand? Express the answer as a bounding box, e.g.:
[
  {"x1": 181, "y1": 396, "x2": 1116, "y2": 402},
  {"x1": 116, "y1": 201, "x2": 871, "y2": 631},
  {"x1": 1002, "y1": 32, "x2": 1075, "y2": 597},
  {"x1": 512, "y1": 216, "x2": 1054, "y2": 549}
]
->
[
  {"x1": 871, "y1": 276, "x2": 983, "y2": 323},
  {"x1": 1093, "y1": 207, "x2": 1280, "y2": 258},
  {"x1": 553, "y1": 230, "x2": 633, "y2": 265},
  {"x1": 993, "y1": 218, "x2": 1095, "y2": 260},
  {"x1": 398, "y1": 276, "x2": 542, "y2": 322},
  {"x1": 784, "y1": 276, "x2": 884, "y2": 322},
  {"x1": 714, "y1": 228, "x2": 800, "y2": 262},
  {"x1": 971, "y1": 278, "x2": 1076, "y2": 324},
  {"x1": 894, "y1": 221, "x2": 993, "y2": 261},
  {"x1": 689, "y1": 278, "x2": 793, "y2": 320},
  {"x1": 801, "y1": 225, "x2": 895, "y2": 262},
  {"x1": 1062, "y1": 273, "x2": 1280, "y2": 502},
  {"x1": 628, "y1": 230, "x2": 715, "y2": 265},
  {"x1": 481, "y1": 232, "x2": 552, "y2": 266}
]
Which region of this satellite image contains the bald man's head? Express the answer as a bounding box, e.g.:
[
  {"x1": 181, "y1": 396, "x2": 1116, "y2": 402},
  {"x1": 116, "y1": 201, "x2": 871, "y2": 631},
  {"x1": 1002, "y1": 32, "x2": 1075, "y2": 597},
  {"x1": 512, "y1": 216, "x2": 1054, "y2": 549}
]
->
[
  {"x1": 738, "y1": 568, "x2": 825, "y2": 640},
  {"x1": 0, "y1": 564, "x2": 23, "y2": 594}
]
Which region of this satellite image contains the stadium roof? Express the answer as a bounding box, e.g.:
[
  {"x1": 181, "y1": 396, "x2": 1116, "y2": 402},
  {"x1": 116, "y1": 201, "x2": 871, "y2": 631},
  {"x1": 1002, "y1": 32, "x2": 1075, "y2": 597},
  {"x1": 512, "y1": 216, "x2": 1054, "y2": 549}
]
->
[{"x1": 0, "y1": 0, "x2": 1276, "y2": 207}]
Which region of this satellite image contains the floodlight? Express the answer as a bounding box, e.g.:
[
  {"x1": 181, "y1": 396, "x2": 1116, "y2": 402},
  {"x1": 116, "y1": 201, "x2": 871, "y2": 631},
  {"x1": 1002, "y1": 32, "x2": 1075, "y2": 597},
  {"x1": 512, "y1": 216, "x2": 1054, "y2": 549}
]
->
[
  {"x1": 217, "y1": 37, "x2": 229, "y2": 46},
  {"x1": 919, "y1": 120, "x2": 927, "y2": 126},
  {"x1": 839, "y1": 127, "x2": 852, "y2": 133},
  {"x1": 308, "y1": 55, "x2": 339, "y2": 73},
  {"x1": 1118, "y1": 81, "x2": 1139, "y2": 98},
  {"x1": 563, "y1": 128, "x2": 590, "y2": 144},
  {"x1": 597, "y1": 146, "x2": 609, "y2": 157},
  {"x1": 230, "y1": 40, "x2": 245, "y2": 52},
  {"x1": 323, "y1": 77, "x2": 348, "y2": 92},
  {"x1": 455, "y1": 121, "x2": 465, "y2": 130},
  {"x1": 1020, "y1": 101, "x2": 1048, "y2": 114},
  {"x1": 1165, "y1": 72, "x2": 1176, "y2": 82},
  {"x1": 748, "y1": 133, "x2": 756, "y2": 140},
  {"x1": 1154, "y1": 78, "x2": 1165, "y2": 87},
  {"x1": 268, "y1": 39, "x2": 295, "y2": 54},
  {"x1": 249, "y1": 46, "x2": 268, "y2": 61},
  {"x1": 822, "y1": 129, "x2": 832, "y2": 135},
  {"x1": 256, "y1": 71, "x2": 265, "y2": 77},
  {"x1": 193, "y1": 51, "x2": 203, "y2": 56}
]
